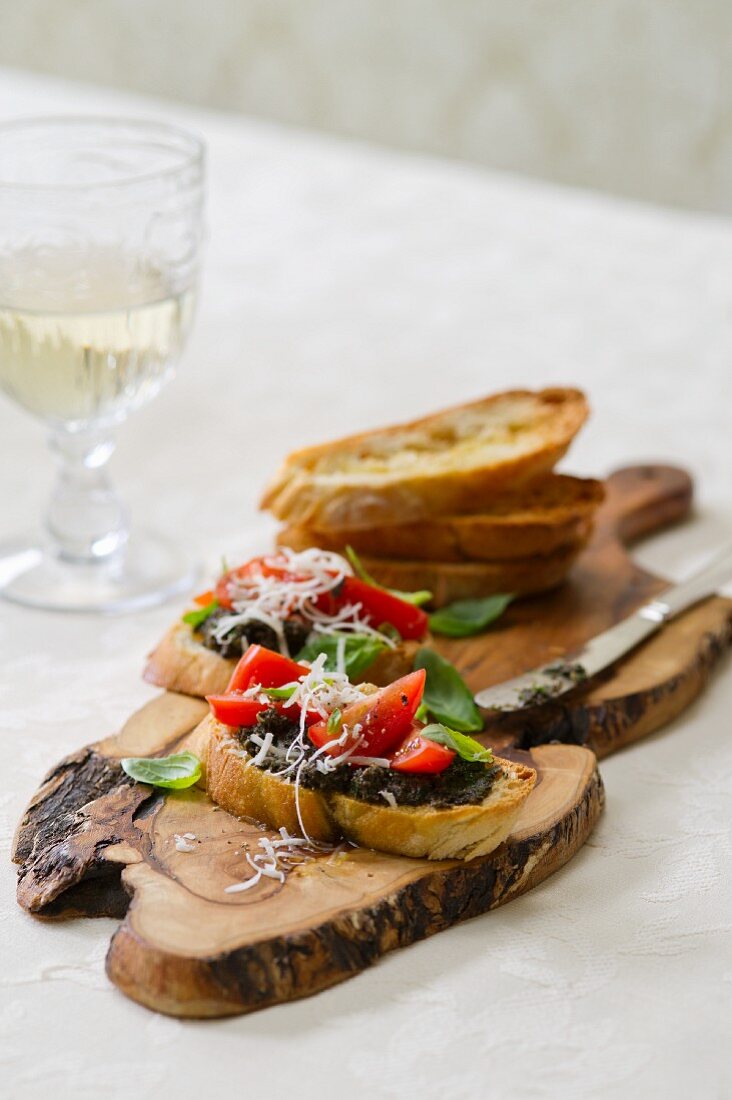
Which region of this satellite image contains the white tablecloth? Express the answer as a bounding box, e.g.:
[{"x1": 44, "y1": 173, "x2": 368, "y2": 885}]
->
[{"x1": 0, "y1": 68, "x2": 730, "y2": 1100}]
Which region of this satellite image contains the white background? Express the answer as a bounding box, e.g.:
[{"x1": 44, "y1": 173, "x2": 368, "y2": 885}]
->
[
  {"x1": 0, "y1": 69, "x2": 730, "y2": 1100},
  {"x1": 0, "y1": 0, "x2": 732, "y2": 214}
]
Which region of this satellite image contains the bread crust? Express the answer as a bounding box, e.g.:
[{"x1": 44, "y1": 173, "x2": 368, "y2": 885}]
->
[
  {"x1": 203, "y1": 716, "x2": 536, "y2": 861},
  {"x1": 277, "y1": 475, "x2": 603, "y2": 562},
  {"x1": 204, "y1": 718, "x2": 341, "y2": 843},
  {"x1": 261, "y1": 388, "x2": 589, "y2": 528},
  {"x1": 354, "y1": 544, "x2": 582, "y2": 607},
  {"x1": 280, "y1": 516, "x2": 592, "y2": 563},
  {"x1": 143, "y1": 621, "x2": 422, "y2": 698}
]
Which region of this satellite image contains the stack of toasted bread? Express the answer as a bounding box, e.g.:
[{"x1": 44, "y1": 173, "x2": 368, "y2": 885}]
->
[{"x1": 262, "y1": 387, "x2": 604, "y2": 605}]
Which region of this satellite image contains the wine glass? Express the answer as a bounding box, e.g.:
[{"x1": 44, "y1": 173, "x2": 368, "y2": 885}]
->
[{"x1": 0, "y1": 117, "x2": 205, "y2": 611}]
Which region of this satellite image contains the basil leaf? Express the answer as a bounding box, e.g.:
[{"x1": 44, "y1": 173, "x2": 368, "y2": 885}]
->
[
  {"x1": 429, "y1": 594, "x2": 513, "y2": 637},
  {"x1": 264, "y1": 684, "x2": 297, "y2": 700},
  {"x1": 393, "y1": 588, "x2": 432, "y2": 608},
  {"x1": 414, "y1": 647, "x2": 483, "y2": 733},
  {"x1": 121, "y1": 751, "x2": 202, "y2": 789},
  {"x1": 297, "y1": 633, "x2": 389, "y2": 679},
  {"x1": 345, "y1": 545, "x2": 432, "y2": 607},
  {"x1": 415, "y1": 702, "x2": 429, "y2": 723},
  {"x1": 421, "y1": 723, "x2": 493, "y2": 763},
  {"x1": 182, "y1": 598, "x2": 219, "y2": 629},
  {"x1": 377, "y1": 621, "x2": 402, "y2": 642},
  {"x1": 327, "y1": 708, "x2": 343, "y2": 735}
]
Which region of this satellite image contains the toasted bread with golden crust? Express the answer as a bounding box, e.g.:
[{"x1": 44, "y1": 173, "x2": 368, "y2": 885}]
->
[
  {"x1": 203, "y1": 716, "x2": 536, "y2": 861},
  {"x1": 354, "y1": 543, "x2": 582, "y2": 607},
  {"x1": 277, "y1": 474, "x2": 603, "y2": 562},
  {"x1": 261, "y1": 388, "x2": 589, "y2": 529},
  {"x1": 144, "y1": 620, "x2": 422, "y2": 698}
]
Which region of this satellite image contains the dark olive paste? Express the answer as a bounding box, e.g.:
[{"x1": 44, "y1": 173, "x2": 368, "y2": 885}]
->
[
  {"x1": 196, "y1": 609, "x2": 310, "y2": 661},
  {"x1": 237, "y1": 708, "x2": 499, "y2": 809}
]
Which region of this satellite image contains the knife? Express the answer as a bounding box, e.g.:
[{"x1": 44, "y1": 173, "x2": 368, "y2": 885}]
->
[{"x1": 474, "y1": 543, "x2": 732, "y2": 712}]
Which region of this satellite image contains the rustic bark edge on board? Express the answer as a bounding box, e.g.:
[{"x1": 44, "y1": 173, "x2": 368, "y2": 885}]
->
[{"x1": 104, "y1": 746, "x2": 603, "y2": 1018}]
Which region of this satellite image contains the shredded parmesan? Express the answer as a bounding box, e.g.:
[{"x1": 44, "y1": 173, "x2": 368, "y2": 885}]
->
[
  {"x1": 212, "y1": 547, "x2": 397, "y2": 656},
  {"x1": 224, "y1": 655, "x2": 381, "y2": 844},
  {"x1": 224, "y1": 828, "x2": 318, "y2": 894},
  {"x1": 379, "y1": 790, "x2": 398, "y2": 808},
  {"x1": 249, "y1": 729, "x2": 274, "y2": 767}
]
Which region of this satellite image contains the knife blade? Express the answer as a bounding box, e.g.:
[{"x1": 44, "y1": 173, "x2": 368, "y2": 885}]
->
[{"x1": 474, "y1": 543, "x2": 732, "y2": 712}]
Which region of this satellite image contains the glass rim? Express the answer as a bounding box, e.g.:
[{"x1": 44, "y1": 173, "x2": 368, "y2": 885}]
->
[{"x1": 0, "y1": 115, "x2": 206, "y2": 193}]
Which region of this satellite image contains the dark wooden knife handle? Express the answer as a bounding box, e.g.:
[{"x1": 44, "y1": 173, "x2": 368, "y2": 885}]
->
[{"x1": 601, "y1": 464, "x2": 693, "y2": 545}]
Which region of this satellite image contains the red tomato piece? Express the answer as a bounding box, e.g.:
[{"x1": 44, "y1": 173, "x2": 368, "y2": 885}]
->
[
  {"x1": 308, "y1": 668, "x2": 426, "y2": 757},
  {"x1": 389, "y1": 733, "x2": 455, "y2": 774},
  {"x1": 214, "y1": 569, "x2": 241, "y2": 609},
  {"x1": 207, "y1": 694, "x2": 268, "y2": 727},
  {"x1": 208, "y1": 692, "x2": 321, "y2": 729},
  {"x1": 213, "y1": 556, "x2": 427, "y2": 644},
  {"x1": 337, "y1": 577, "x2": 428, "y2": 640},
  {"x1": 215, "y1": 555, "x2": 302, "y2": 608},
  {"x1": 226, "y1": 644, "x2": 309, "y2": 693}
]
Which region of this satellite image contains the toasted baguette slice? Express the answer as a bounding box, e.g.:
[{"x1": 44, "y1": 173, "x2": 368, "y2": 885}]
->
[
  {"x1": 204, "y1": 716, "x2": 536, "y2": 861},
  {"x1": 261, "y1": 388, "x2": 588, "y2": 529},
  {"x1": 280, "y1": 515, "x2": 592, "y2": 563},
  {"x1": 277, "y1": 474, "x2": 603, "y2": 562},
  {"x1": 144, "y1": 620, "x2": 422, "y2": 698},
  {"x1": 355, "y1": 544, "x2": 582, "y2": 607}
]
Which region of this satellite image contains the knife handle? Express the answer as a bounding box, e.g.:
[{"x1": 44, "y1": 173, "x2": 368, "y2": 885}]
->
[{"x1": 638, "y1": 544, "x2": 732, "y2": 624}]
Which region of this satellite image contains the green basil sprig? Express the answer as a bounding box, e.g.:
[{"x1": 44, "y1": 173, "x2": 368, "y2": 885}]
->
[
  {"x1": 421, "y1": 723, "x2": 493, "y2": 763},
  {"x1": 263, "y1": 684, "x2": 297, "y2": 701},
  {"x1": 327, "y1": 708, "x2": 343, "y2": 735},
  {"x1": 346, "y1": 546, "x2": 432, "y2": 607},
  {"x1": 121, "y1": 751, "x2": 202, "y2": 789},
  {"x1": 429, "y1": 594, "x2": 513, "y2": 637},
  {"x1": 297, "y1": 632, "x2": 389, "y2": 679},
  {"x1": 182, "y1": 598, "x2": 219, "y2": 629},
  {"x1": 414, "y1": 647, "x2": 483, "y2": 733}
]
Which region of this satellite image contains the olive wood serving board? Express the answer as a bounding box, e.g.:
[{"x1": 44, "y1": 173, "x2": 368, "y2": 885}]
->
[
  {"x1": 13, "y1": 694, "x2": 602, "y2": 1017},
  {"x1": 12, "y1": 464, "x2": 731, "y2": 1018}
]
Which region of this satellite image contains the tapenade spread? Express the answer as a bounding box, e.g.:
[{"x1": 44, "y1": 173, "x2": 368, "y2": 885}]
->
[
  {"x1": 237, "y1": 708, "x2": 498, "y2": 809},
  {"x1": 196, "y1": 610, "x2": 310, "y2": 661}
]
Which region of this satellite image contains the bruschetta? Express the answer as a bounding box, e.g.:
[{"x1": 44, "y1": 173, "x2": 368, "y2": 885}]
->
[
  {"x1": 201, "y1": 646, "x2": 536, "y2": 861},
  {"x1": 144, "y1": 547, "x2": 430, "y2": 696}
]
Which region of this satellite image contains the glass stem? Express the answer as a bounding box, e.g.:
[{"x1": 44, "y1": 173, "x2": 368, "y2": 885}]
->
[{"x1": 45, "y1": 428, "x2": 129, "y2": 564}]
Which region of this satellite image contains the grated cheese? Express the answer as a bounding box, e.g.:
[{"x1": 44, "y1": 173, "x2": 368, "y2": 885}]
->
[
  {"x1": 224, "y1": 828, "x2": 318, "y2": 894},
  {"x1": 379, "y1": 790, "x2": 398, "y2": 808},
  {"x1": 174, "y1": 832, "x2": 197, "y2": 853},
  {"x1": 347, "y1": 756, "x2": 391, "y2": 768},
  {"x1": 212, "y1": 547, "x2": 397, "y2": 657},
  {"x1": 222, "y1": 656, "x2": 384, "y2": 844}
]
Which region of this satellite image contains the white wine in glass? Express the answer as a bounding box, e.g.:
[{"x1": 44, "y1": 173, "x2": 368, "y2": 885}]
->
[{"x1": 0, "y1": 118, "x2": 205, "y2": 611}]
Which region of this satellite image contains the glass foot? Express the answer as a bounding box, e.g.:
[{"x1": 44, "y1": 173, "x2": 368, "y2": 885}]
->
[{"x1": 0, "y1": 529, "x2": 199, "y2": 613}]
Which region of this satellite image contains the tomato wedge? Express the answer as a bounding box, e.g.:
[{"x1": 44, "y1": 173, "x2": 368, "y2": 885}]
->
[
  {"x1": 214, "y1": 554, "x2": 427, "y2": 641},
  {"x1": 314, "y1": 576, "x2": 428, "y2": 641},
  {"x1": 226, "y1": 645, "x2": 309, "y2": 693},
  {"x1": 215, "y1": 555, "x2": 301, "y2": 608},
  {"x1": 389, "y1": 732, "x2": 455, "y2": 775},
  {"x1": 208, "y1": 693, "x2": 320, "y2": 728},
  {"x1": 308, "y1": 669, "x2": 426, "y2": 757},
  {"x1": 207, "y1": 695, "x2": 269, "y2": 727}
]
